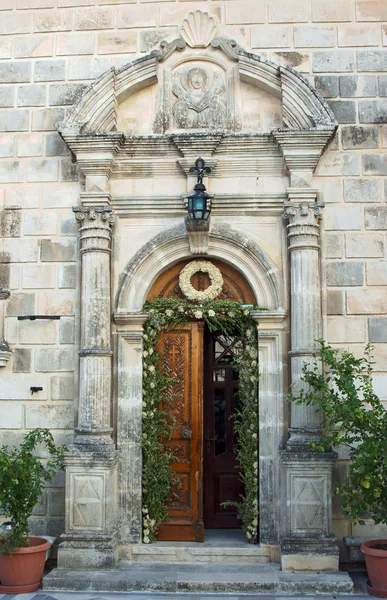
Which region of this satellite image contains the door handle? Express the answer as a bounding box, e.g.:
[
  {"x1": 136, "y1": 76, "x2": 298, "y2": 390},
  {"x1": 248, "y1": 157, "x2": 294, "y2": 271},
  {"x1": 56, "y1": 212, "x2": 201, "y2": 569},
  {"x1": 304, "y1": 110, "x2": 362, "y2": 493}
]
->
[{"x1": 182, "y1": 428, "x2": 192, "y2": 439}]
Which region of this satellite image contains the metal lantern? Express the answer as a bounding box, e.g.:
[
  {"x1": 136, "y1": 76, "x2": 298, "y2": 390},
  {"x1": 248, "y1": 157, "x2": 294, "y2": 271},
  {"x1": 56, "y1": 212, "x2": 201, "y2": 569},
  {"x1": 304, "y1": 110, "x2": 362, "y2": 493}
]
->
[{"x1": 187, "y1": 158, "x2": 213, "y2": 221}]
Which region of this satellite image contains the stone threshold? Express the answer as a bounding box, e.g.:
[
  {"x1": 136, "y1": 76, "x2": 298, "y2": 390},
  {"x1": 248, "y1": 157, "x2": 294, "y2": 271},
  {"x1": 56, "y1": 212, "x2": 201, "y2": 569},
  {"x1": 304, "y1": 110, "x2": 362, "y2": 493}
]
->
[{"x1": 43, "y1": 562, "x2": 354, "y2": 595}]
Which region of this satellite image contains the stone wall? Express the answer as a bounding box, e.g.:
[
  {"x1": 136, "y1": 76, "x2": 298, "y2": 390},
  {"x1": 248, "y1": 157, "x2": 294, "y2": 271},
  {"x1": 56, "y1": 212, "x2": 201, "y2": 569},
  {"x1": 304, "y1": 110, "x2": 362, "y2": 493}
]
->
[{"x1": 1, "y1": 0, "x2": 387, "y2": 550}]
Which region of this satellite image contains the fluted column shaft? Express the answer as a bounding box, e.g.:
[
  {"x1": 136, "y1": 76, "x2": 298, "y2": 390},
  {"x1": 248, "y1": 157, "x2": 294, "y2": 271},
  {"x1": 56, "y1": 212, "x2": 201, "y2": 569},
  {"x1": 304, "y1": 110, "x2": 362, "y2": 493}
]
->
[
  {"x1": 73, "y1": 206, "x2": 115, "y2": 449},
  {"x1": 284, "y1": 191, "x2": 324, "y2": 449}
]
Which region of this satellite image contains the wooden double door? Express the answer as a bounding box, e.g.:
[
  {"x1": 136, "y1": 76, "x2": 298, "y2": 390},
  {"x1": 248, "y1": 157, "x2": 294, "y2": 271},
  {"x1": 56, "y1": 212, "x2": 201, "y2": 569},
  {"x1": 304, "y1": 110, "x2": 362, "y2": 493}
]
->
[{"x1": 147, "y1": 260, "x2": 256, "y2": 542}]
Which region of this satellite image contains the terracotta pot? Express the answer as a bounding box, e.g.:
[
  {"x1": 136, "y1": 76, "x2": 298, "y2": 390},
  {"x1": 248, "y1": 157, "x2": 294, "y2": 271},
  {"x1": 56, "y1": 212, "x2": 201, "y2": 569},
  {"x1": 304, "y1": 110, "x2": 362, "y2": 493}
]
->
[
  {"x1": 0, "y1": 536, "x2": 51, "y2": 593},
  {"x1": 361, "y1": 539, "x2": 387, "y2": 598}
]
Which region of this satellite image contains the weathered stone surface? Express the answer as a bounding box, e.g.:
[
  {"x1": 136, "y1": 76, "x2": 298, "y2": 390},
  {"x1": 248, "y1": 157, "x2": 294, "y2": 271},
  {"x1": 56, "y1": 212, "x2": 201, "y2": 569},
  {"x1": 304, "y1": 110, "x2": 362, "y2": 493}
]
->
[
  {"x1": 327, "y1": 100, "x2": 356, "y2": 124},
  {"x1": 0, "y1": 110, "x2": 29, "y2": 132},
  {"x1": 32, "y1": 492, "x2": 47, "y2": 517},
  {"x1": 13, "y1": 348, "x2": 32, "y2": 373},
  {"x1": 0, "y1": 87, "x2": 15, "y2": 108},
  {"x1": 269, "y1": 0, "x2": 309, "y2": 22},
  {"x1": 365, "y1": 207, "x2": 387, "y2": 230},
  {"x1": 357, "y1": 50, "x2": 387, "y2": 71},
  {"x1": 326, "y1": 262, "x2": 364, "y2": 286},
  {"x1": 0, "y1": 207, "x2": 21, "y2": 238},
  {"x1": 68, "y1": 58, "x2": 111, "y2": 81},
  {"x1": 313, "y1": 51, "x2": 353, "y2": 72},
  {"x1": 27, "y1": 159, "x2": 59, "y2": 182},
  {"x1": 19, "y1": 318, "x2": 57, "y2": 344},
  {"x1": 324, "y1": 206, "x2": 361, "y2": 230},
  {"x1": 56, "y1": 33, "x2": 94, "y2": 55},
  {"x1": 34, "y1": 9, "x2": 72, "y2": 32},
  {"x1": 341, "y1": 126, "x2": 378, "y2": 149},
  {"x1": 0, "y1": 403, "x2": 22, "y2": 428},
  {"x1": 32, "y1": 108, "x2": 66, "y2": 132},
  {"x1": 49, "y1": 83, "x2": 87, "y2": 106},
  {"x1": 369, "y1": 318, "x2": 387, "y2": 343},
  {"x1": 17, "y1": 84, "x2": 46, "y2": 107},
  {"x1": 339, "y1": 75, "x2": 376, "y2": 97},
  {"x1": 327, "y1": 290, "x2": 345, "y2": 315},
  {"x1": 367, "y1": 262, "x2": 387, "y2": 285},
  {"x1": 315, "y1": 152, "x2": 359, "y2": 176},
  {"x1": 226, "y1": 1, "x2": 265, "y2": 25},
  {"x1": 363, "y1": 154, "x2": 387, "y2": 176},
  {"x1": 39, "y1": 290, "x2": 74, "y2": 316},
  {"x1": 48, "y1": 489, "x2": 65, "y2": 517},
  {"x1": 35, "y1": 59, "x2": 65, "y2": 82},
  {"x1": 98, "y1": 32, "x2": 137, "y2": 54},
  {"x1": 0, "y1": 38, "x2": 12, "y2": 59},
  {"x1": 294, "y1": 25, "x2": 334, "y2": 47},
  {"x1": 60, "y1": 159, "x2": 80, "y2": 182},
  {"x1": 338, "y1": 24, "x2": 380, "y2": 46},
  {"x1": 346, "y1": 233, "x2": 384, "y2": 258},
  {"x1": 312, "y1": 0, "x2": 351, "y2": 22},
  {"x1": 344, "y1": 178, "x2": 381, "y2": 202},
  {"x1": 14, "y1": 34, "x2": 53, "y2": 58},
  {"x1": 22, "y1": 264, "x2": 56, "y2": 288},
  {"x1": 317, "y1": 178, "x2": 341, "y2": 203},
  {"x1": 60, "y1": 218, "x2": 78, "y2": 236},
  {"x1": 347, "y1": 289, "x2": 387, "y2": 314},
  {"x1": 58, "y1": 265, "x2": 76, "y2": 289},
  {"x1": 6, "y1": 292, "x2": 35, "y2": 316},
  {"x1": 35, "y1": 348, "x2": 74, "y2": 372},
  {"x1": 271, "y1": 51, "x2": 310, "y2": 73},
  {"x1": 251, "y1": 25, "x2": 290, "y2": 48},
  {"x1": 356, "y1": 1, "x2": 387, "y2": 22},
  {"x1": 24, "y1": 212, "x2": 57, "y2": 236},
  {"x1": 139, "y1": 29, "x2": 174, "y2": 53},
  {"x1": 46, "y1": 132, "x2": 70, "y2": 156},
  {"x1": 40, "y1": 239, "x2": 76, "y2": 262},
  {"x1": 43, "y1": 184, "x2": 77, "y2": 208},
  {"x1": 75, "y1": 7, "x2": 113, "y2": 30},
  {"x1": 0, "y1": 12, "x2": 30, "y2": 35},
  {"x1": 0, "y1": 134, "x2": 14, "y2": 157},
  {"x1": 0, "y1": 62, "x2": 30, "y2": 84},
  {"x1": 0, "y1": 239, "x2": 38, "y2": 262},
  {"x1": 380, "y1": 75, "x2": 387, "y2": 97},
  {"x1": 314, "y1": 75, "x2": 338, "y2": 98},
  {"x1": 324, "y1": 233, "x2": 343, "y2": 258},
  {"x1": 51, "y1": 374, "x2": 74, "y2": 400},
  {"x1": 327, "y1": 316, "x2": 366, "y2": 342},
  {"x1": 0, "y1": 160, "x2": 24, "y2": 182},
  {"x1": 59, "y1": 318, "x2": 75, "y2": 344}
]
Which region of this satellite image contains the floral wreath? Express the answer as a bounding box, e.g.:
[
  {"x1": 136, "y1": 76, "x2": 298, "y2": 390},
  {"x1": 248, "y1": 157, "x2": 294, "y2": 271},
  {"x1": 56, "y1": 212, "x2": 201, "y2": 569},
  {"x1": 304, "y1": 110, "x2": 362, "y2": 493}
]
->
[{"x1": 179, "y1": 260, "x2": 223, "y2": 303}]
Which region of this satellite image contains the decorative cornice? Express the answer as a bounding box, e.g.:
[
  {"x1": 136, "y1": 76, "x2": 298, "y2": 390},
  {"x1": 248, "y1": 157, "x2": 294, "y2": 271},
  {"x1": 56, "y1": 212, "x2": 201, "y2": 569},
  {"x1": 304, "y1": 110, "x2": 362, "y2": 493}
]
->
[{"x1": 272, "y1": 128, "x2": 337, "y2": 179}]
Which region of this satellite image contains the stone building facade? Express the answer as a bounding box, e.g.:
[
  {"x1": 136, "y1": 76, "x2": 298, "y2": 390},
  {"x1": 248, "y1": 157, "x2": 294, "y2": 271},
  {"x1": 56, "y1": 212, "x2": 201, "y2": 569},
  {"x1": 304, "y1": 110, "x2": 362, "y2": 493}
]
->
[{"x1": 1, "y1": 0, "x2": 387, "y2": 573}]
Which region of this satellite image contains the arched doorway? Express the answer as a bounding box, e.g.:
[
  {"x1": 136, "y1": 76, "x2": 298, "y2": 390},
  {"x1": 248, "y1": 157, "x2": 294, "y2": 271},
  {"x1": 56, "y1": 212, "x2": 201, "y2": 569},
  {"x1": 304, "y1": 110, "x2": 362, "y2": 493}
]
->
[{"x1": 146, "y1": 259, "x2": 256, "y2": 542}]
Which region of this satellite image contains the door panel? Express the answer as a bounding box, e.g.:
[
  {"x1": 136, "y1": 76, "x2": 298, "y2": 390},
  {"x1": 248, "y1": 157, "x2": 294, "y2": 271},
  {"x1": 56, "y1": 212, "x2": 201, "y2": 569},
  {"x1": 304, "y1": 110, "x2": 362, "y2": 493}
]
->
[
  {"x1": 203, "y1": 331, "x2": 243, "y2": 528},
  {"x1": 156, "y1": 323, "x2": 204, "y2": 541}
]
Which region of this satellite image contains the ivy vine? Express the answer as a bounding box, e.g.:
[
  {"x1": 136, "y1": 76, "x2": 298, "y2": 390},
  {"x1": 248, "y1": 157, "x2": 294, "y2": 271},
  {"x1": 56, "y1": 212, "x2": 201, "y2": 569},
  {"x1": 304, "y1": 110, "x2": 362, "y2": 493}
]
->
[{"x1": 141, "y1": 297, "x2": 261, "y2": 544}]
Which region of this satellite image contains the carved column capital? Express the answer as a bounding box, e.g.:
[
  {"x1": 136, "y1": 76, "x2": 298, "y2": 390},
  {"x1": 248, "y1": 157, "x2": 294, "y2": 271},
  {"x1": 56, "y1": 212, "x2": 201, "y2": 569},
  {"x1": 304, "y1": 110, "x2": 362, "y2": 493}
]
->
[
  {"x1": 73, "y1": 206, "x2": 115, "y2": 254},
  {"x1": 283, "y1": 192, "x2": 324, "y2": 253}
]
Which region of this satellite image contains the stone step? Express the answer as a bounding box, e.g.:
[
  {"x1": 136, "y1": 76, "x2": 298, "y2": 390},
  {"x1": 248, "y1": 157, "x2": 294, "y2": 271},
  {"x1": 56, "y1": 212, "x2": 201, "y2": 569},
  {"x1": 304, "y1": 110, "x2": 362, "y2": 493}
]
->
[
  {"x1": 129, "y1": 544, "x2": 270, "y2": 563},
  {"x1": 43, "y1": 562, "x2": 354, "y2": 595}
]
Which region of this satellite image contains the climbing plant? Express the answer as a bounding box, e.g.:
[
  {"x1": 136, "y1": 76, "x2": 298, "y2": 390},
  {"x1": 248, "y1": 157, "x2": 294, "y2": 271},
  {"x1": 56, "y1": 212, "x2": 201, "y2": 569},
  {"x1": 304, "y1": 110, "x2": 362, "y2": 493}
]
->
[{"x1": 141, "y1": 297, "x2": 261, "y2": 543}]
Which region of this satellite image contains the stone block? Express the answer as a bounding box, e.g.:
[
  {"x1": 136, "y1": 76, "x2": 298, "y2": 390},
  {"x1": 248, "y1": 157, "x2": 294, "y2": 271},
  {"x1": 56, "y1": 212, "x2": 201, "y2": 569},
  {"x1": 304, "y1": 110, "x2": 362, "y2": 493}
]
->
[
  {"x1": 346, "y1": 233, "x2": 384, "y2": 258},
  {"x1": 6, "y1": 185, "x2": 40, "y2": 209},
  {"x1": 347, "y1": 289, "x2": 387, "y2": 314},
  {"x1": 34, "y1": 9, "x2": 72, "y2": 32},
  {"x1": 42, "y1": 184, "x2": 77, "y2": 208},
  {"x1": 118, "y1": 5, "x2": 157, "y2": 28},
  {"x1": 75, "y1": 7, "x2": 113, "y2": 30},
  {"x1": 49, "y1": 83, "x2": 87, "y2": 106},
  {"x1": 0, "y1": 87, "x2": 15, "y2": 108},
  {"x1": 0, "y1": 12, "x2": 31, "y2": 35},
  {"x1": 0, "y1": 161, "x2": 25, "y2": 183},
  {"x1": 339, "y1": 75, "x2": 376, "y2": 98},
  {"x1": 97, "y1": 31, "x2": 137, "y2": 54},
  {"x1": 0, "y1": 207, "x2": 21, "y2": 238},
  {"x1": 6, "y1": 293, "x2": 35, "y2": 320},
  {"x1": 27, "y1": 159, "x2": 59, "y2": 182},
  {"x1": 28, "y1": 516, "x2": 65, "y2": 538},
  {"x1": 324, "y1": 233, "x2": 343, "y2": 258},
  {"x1": 226, "y1": 1, "x2": 266, "y2": 25},
  {"x1": 344, "y1": 178, "x2": 381, "y2": 202},
  {"x1": 58, "y1": 0, "x2": 95, "y2": 5},
  {"x1": 268, "y1": 0, "x2": 309, "y2": 23},
  {"x1": 251, "y1": 25, "x2": 290, "y2": 48},
  {"x1": 373, "y1": 375, "x2": 387, "y2": 400},
  {"x1": 32, "y1": 492, "x2": 47, "y2": 517},
  {"x1": 34, "y1": 60, "x2": 66, "y2": 82},
  {"x1": 358, "y1": 50, "x2": 387, "y2": 72},
  {"x1": 0, "y1": 110, "x2": 29, "y2": 133},
  {"x1": 367, "y1": 262, "x2": 387, "y2": 285},
  {"x1": 356, "y1": 0, "x2": 387, "y2": 22},
  {"x1": 17, "y1": 133, "x2": 43, "y2": 157},
  {"x1": 294, "y1": 25, "x2": 334, "y2": 48},
  {"x1": 369, "y1": 318, "x2": 387, "y2": 342},
  {"x1": 315, "y1": 152, "x2": 359, "y2": 177},
  {"x1": 60, "y1": 218, "x2": 78, "y2": 236},
  {"x1": 341, "y1": 126, "x2": 378, "y2": 150},
  {"x1": 0, "y1": 135, "x2": 14, "y2": 158},
  {"x1": 22, "y1": 264, "x2": 56, "y2": 288},
  {"x1": 51, "y1": 375, "x2": 74, "y2": 400},
  {"x1": 13, "y1": 348, "x2": 32, "y2": 373},
  {"x1": 271, "y1": 51, "x2": 310, "y2": 73},
  {"x1": 312, "y1": 0, "x2": 351, "y2": 21},
  {"x1": 0, "y1": 38, "x2": 12, "y2": 60},
  {"x1": 326, "y1": 261, "x2": 364, "y2": 286},
  {"x1": 17, "y1": 0, "x2": 54, "y2": 7},
  {"x1": 46, "y1": 133, "x2": 69, "y2": 157},
  {"x1": 17, "y1": 84, "x2": 46, "y2": 107},
  {"x1": 313, "y1": 51, "x2": 354, "y2": 73},
  {"x1": 0, "y1": 62, "x2": 30, "y2": 84},
  {"x1": 0, "y1": 239, "x2": 38, "y2": 263},
  {"x1": 25, "y1": 402, "x2": 74, "y2": 427},
  {"x1": 317, "y1": 178, "x2": 342, "y2": 203},
  {"x1": 327, "y1": 100, "x2": 356, "y2": 124},
  {"x1": 14, "y1": 34, "x2": 53, "y2": 58},
  {"x1": 327, "y1": 290, "x2": 345, "y2": 315},
  {"x1": 41, "y1": 239, "x2": 76, "y2": 262},
  {"x1": 139, "y1": 29, "x2": 175, "y2": 53},
  {"x1": 58, "y1": 265, "x2": 76, "y2": 289},
  {"x1": 49, "y1": 489, "x2": 65, "y2": 517},
  {"x1": 314, "y1": 76, "x2": 339, "y2": 98},
  {"x1": 384, "y1": 25, "x2": 387, "y2": 47},
  {"x1": 338, "y1": 24, "x2": 380, "y2": 47},
  {"x1": 0, "y1": 403, "x2": 23, "y2": 428},
  {"x1": 19, "y1": 318, "x2": 57, "y2": 344},
  {"x1": 60, "y1": 159, "x2": 80, "y2": 182},
  {"x1": 380, "y1": 76, "x2": 387, "y2": 97},
  {"x1": 365, "y1": 207, "x2": 387, "y2": 230},
  {"x1": 359, "y1": 100, "x2": 387, "y2": 124},
  {"x1": 370, "y1": 345, "x2": 387, "y2": 371},
  {"x1": 32, "y1": 108, "x2": 66, "y2": 132},
  {"x1": 35, "y1": 349, "x2": 74, "y2": 373},
  {"x1": 328, "y1": 316, "x2": 367, "y2": 342},
  {"x1": 39, "y1": 290, "x2": 74, "y2": 316},
  {"x1": 325, "y1": 206, "x2": 361, "y2": 230},
  {"x1": 56, "y1": 33, "x2": 95, "y2": 56},
  {"x1": 59, "y1": 318, "x2": 75, "y2": 344},
  {"x1": 363, "y1": 154, "x2": 387, "y2": 176},
  {"x1": 68, "y1": 58, "x2": 111, "y2": 81}
]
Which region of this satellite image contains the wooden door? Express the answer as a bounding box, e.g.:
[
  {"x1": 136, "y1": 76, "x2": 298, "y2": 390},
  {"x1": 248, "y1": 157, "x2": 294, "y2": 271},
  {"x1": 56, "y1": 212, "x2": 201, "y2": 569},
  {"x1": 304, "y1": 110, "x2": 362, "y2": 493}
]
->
[
  {"x1": 203, "y1": 331, "x2": 244, "y2": 528},
  {"x1": 156, "y1": 322, "x2": 204, "y2": 541}
]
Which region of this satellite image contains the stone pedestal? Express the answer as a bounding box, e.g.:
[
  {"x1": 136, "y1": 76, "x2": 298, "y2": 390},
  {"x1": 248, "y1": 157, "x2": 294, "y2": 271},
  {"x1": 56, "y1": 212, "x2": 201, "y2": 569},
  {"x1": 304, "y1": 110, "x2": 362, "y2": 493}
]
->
[
  {"x1": 281, "y1": 191, "x2": 339, "y2": 571},
  {"x1": 58, "y1": 206, "x2": 118, "y2": 569}
]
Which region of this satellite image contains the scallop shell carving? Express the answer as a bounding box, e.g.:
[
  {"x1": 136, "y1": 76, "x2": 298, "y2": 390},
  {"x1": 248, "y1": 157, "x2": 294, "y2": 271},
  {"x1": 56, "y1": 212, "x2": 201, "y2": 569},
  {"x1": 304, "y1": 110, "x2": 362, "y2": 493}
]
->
[{"x1": 180, "y1": 11, "x2": 218, "y2": 48}]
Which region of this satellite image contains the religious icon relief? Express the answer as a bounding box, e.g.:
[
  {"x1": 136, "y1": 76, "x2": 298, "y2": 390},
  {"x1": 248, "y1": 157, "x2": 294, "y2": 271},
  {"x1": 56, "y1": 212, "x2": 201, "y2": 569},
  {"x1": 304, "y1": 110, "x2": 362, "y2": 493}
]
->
[{"x1": 172, "y1": 65, "x2": 226, "y2": 130}]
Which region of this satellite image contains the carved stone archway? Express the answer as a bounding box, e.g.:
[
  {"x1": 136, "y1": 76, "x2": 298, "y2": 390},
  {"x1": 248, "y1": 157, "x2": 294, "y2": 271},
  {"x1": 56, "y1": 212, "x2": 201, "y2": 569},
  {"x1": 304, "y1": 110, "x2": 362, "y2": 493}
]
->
[{"x1": 56, "y1": 9, "x2": 339, "y2": 573}]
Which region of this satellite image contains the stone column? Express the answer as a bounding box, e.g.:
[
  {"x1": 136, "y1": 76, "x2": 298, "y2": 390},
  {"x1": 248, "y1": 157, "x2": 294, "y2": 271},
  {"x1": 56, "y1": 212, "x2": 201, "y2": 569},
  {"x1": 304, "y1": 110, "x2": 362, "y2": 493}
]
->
[
  {"x1": 58, "y1": 206, "x2": 119, "y2": 570},
  {"x1": 281, "y1": 189, "x2": 338, "y2": 572},
  {"x1": 0, "y1": 289, "x2": 12, "y2": 367}
]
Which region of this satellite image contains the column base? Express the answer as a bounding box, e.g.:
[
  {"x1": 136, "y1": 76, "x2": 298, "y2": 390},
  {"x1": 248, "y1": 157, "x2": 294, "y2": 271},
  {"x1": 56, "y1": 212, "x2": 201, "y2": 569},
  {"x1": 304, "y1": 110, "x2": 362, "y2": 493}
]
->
[
  {"x1": 58, "y1": 533, "x2": 118, "y2": 569},
  {"x1": 280, "y1": 539, "x2": 339, "y2": 571}
]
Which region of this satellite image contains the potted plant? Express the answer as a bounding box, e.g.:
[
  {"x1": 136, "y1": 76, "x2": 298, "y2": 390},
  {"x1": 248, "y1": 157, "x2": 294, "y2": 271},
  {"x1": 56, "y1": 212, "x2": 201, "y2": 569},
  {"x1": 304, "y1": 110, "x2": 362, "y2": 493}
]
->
[
  {"x1": 0, "y1": 428, "x2": 66, "y2": 593},
  {"x1": 288, "y1": 341, "x2": 387, "y2": 597}
]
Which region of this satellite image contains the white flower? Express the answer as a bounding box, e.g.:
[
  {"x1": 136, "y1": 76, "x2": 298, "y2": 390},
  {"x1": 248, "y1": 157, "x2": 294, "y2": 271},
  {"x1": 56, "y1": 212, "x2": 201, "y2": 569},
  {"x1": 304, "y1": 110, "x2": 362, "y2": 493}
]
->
[
  {"x1": 246, "y1": 329, "x2": 252, "y2": 338},
  {"x1": 208, "y1": 309, "x2": 215, "y2": 317},
  {"x1": 142, "y1": 411, "x2": 147, "y2": 418},
  {"x1": 252, "y1": 432, "x2": 257, "y2": 439},
  {"x1": 194, "y1": 310, "x2": 203, "y2": 319},
  {"x1": 143, "y1": 350, "x2": 148, "y2": 358},
  {"x1": 246, "y1": 531, "x2": 252, "y2": 539},
  {"x1": 150, "y1": 382, "x2": 156, "y2": 389},
  {"x1": 178, "y1": 306, "x2": 185, "y2": 313},
  {"x1": 148, "y1": 365, "x2": 155, "y2": 373},
  {"x1": 143, "y1": 334, "x2": 148, "y2": 340},
  {"x1": 228, "y1": 311, "x2": 235, "y2": 318},
  {"x1": 149, "y1": 348, "x2": 154, "y2": 355},
  {"x1": 166, "y1": 310, "x2": 173, "y2": 317},
  {"x1": 244, "y1": 309, "x2": 250, "y2": 316},
  {"x1": 142, "y1": 507, "x2": 148, "y2": 514},
  {"x1": 251, "y1": 360, "x2": 257, "y2": 367},
  {"x1": 143, "y1": 536, "x2": 150, "y2": 544}
]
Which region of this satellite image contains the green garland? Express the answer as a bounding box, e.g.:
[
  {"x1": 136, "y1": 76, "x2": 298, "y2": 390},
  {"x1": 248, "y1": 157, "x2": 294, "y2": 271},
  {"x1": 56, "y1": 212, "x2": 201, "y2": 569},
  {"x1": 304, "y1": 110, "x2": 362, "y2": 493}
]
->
[{"x1": 141, "y1": 297, "x2": 260, "y2": 543}]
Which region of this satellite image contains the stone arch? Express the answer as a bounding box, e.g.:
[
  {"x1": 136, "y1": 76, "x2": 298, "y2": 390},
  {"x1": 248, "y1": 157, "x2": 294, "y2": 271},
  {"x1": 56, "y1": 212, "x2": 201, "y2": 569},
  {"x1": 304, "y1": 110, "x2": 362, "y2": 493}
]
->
[{"x1": 115, "y1": 223, "x2": 282, "y2": 314}]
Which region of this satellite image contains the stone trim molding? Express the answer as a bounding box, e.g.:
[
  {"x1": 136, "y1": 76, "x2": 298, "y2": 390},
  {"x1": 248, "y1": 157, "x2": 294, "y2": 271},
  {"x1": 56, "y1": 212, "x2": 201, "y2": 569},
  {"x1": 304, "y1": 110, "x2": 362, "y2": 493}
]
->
[{"x1": 0, "y1": 289, "x2": 11, "y2": 367}]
